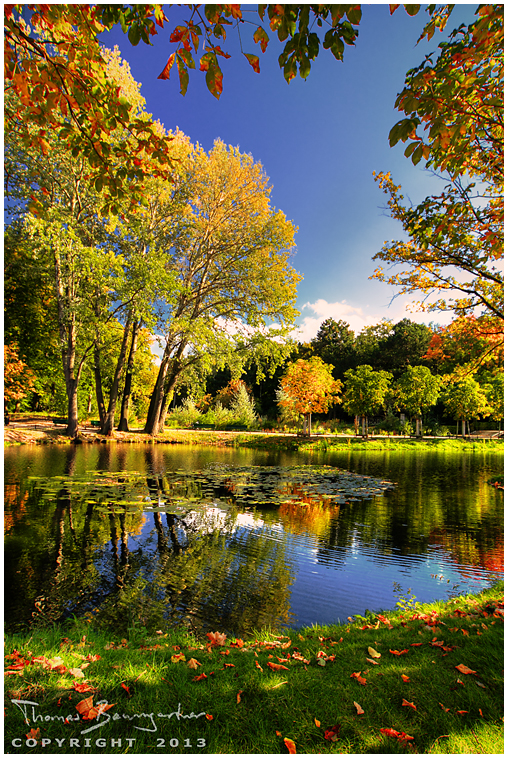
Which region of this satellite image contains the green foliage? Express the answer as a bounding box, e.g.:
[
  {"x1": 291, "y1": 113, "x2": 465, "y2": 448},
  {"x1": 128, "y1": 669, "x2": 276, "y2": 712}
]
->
[
  {"x1": 441, "y1": 376, "x2": 491, "y2": 425},
  {"x1": 343, "y1": 364, "x2": 393, "y2": 419}
]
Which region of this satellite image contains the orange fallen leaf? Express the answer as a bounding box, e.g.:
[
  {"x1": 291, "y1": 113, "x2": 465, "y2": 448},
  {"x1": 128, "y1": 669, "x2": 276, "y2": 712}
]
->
[
  {"x1": 350, "y1": 671, "x2": 367, "y2": 685},
  {"x1": 26, "y1": 728, "x2": 40, "y2": 741},
  {"x1": 276, "y1": 730, "x2": 282, "y2": 737},
  {"x1": 314, "y1": 717, "x2": 321, "y2": 727},
  {"x1": 68, "y1": 667, "x2": 84, "y2": 678},
  {"x1": 187, "y1": 658, "x2": 201, "y2": 670},
  {"x1": 223, "y1": 663, "x2": 235, "y2": 668},
  {"x1": 389, "y1": 649, "x2": 409, "y2": 656},
  {"x1": 121, "y1": 682, "x2": 131, "y2": 696},
  {"x1": 380, "y1": 728, "x2": 414, "y2": 745},
  {"x1": 72, "y1": 681, "x2": 94, "y2": 693},
  {"x1": 230, "y1": 638, "x2": 244, "y2": 648},
  {"x1": 366, "y1": 658, "x2": 379, "y2": 665},
  {"x1": 206, "y1": 631, "x2": 227, "y2": 646},
  {"x1": 236, "y1": 690, "x2": 243, "y2": 704},
  {"x1": 479, "y1": 708, "x2": 484, "y2": 718},
  {"x1": 255, "y1": 660, "x2": 263, "y2": 671},
  {"x1": 354, "y1": 701, "x2": 364, "y2": 715},
  {"x1": 76, "y1": 696, "x2": 98, "y2": 721},
  {"x1": 410, "y1": 642, "x2": 423, "y2": 646},
  {"x1": 324, "y1": 724, "x2": 340, "y2": 742},
  {"x1": 192, "y1": 673, "x2": 207, "y2": 682},
  {"x1": 206, "y1": 713, "x2": 213, "y2": 720},
  {"x1": 456, "y1": 710, "x2": 469, "y2": 715},
  {"x1": 455, "y1": 664, "x2": 476, "y2": 675},
  {"x1": 402, "y1": 699, "x2": 417, "y2": 711},
  {"x1": 367, "y1": 646, "x2": 381, "y2": 658},
  {"x1": 267, "y1": 661, "x2": 289, "y2": 671},
  {"x1": 171, "y1": 653, "x2": 186, "y2": 663},
  {"x1": 284, "y1": 737, "x2": 297, "y2": 753},
  {"x1": 439, "y1": 702, "x2": 450, "y2": 712}
]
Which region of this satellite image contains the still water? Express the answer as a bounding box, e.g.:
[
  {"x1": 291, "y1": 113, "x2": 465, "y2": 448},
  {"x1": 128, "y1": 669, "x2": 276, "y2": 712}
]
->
[{"x1": 4, "y1": 443, "x2": 503, "y2": 635}]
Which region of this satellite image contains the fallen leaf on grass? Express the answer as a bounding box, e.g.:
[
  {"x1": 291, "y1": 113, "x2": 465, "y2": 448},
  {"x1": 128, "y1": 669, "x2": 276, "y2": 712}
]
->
[
  {"x1": 192, "y1": 673, "x2": 207, "y2": 682},
  {"x1": 324, "y1": 724, "x2": 340, "y2": 742},
  {"x1": 223, "y1": 663, "x2": 235, "y2": 668},
  {"x1": 353, "y1": 701, "x2": 364, "y2": 715},
  {"x1": 456, "y1": 710, "x2": 469, "y2": 715},
  {"x1": 350, "y1": 672, "x2": 367, "y2": 685},
  {"x1": 76, "y1": 696, "x2": 115, "y2": 721},
  {"x1": 236, "y1": 691, "x2": 243, "y2": 704},
  {"x1": 187, "y1": 658, "x2": 201, "y2": 669},
  {"x1": 267, "y1": 661, "x2": 289, "y2": 671},
  {"x1": 380, "y1": 728, "x2": 414, "y2": 745},
  {"x1": 68, "y1": 667, "x2": 84, "y2": 678},
  {"x1": 367, "y1": 646, "x2": 381, "y2": 658},
  {"x1": 402, "y1": 699, "x2": 417, "y2": 711},
  {"x1": 439, "y1": 703, "x2": 450, "y2": 712},
  {"x1": 410, "y1": 642, "x2": 423, "y2": 646},
  {"x1": 455, "y1": 664, "x2": 476, "y2": 675},
  {"x1": 26, "y1": 728, "x2": 40, "y2": 742},
  {"x1": 284, "y1": 737, "x2": 297, "y2": 753},
  {"x1": 255, "y1": 660, "x2": 263, "y2": 671},
  {"x1": 206, "y1": 713, "x2": 213, "y2": 720},
  {"x1": 401, "y1": 674, "x2": 411, "y2": 682},
  {"x1": 314, "y1": 717, "x2": 321, "y2": 727},
  {"x1": 72, "y1": 681, "x2": 95, "y2": 693},
  {"x1": 206, "y1": 631, "x2": 227, "y2": 646},
  {"x1": 230, "y1": 638, "x2": 244, "y2": 648},
  {"x1": 121, "y1": 683, "x2": 132, "y2": 697},
  {"x1": 292, "y1": 652, "x2": 310, "y2": 664},
  {"x1": 171, "y1": 653, "x2": 186, "y2": 663},
  {"x1": 366, "y1": 658, "x2": 379, "y2": 665},
  {"x1": 389, "y1": 649, "x2": 409, "y2": 656}
]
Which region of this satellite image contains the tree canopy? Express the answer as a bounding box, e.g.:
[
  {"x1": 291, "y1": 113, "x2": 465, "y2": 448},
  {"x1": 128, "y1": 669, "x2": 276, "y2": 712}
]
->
[{"x1": 279, "y1": 357, "x2": 342, "y2": 435}]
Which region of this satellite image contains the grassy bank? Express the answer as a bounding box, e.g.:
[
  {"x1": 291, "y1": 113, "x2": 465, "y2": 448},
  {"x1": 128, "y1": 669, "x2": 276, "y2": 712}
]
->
[
  {"x1": 5, "y1": 582, "x2": 503, "y2": 754},
  {"x1": 4, "y1": 422, "x2": 504, "y2": 453}
]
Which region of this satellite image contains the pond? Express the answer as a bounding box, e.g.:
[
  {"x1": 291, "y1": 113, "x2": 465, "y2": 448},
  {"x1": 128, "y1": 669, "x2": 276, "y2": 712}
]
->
[{"x1": 4, "y1": 443, "x2": 503, "y2": 637}]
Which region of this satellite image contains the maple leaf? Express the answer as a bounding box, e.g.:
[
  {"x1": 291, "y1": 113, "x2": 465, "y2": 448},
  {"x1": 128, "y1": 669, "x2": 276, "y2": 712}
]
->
[
  {"x1": 72, "y1": 681, "x2": 94, "y2": 693},
  {"x1": 324, "y1": 724, "x2": 340, "y2": 742},
  {"x1": 402, "y1": 699, "x2": 417, "y2": 710},
  {"x1": 230, "y1": 638, "x2": 244, "y2": 648},
  {"x1": 455, "y1": 663, "x2": 477, "y2": 675},
  {"x1": 354, "y1": 701, "x2": 365, "y2": 715},
  {"x1": 26, "y1": 728, "x2": 40, "y2": 742},
  {"x1": 283, "y1": 737, "x2": 297, "y2": 753},
  {"x1": 350, "y1": 671, "x2": 367, "y2": 685},
  {"x1": 267, "y1": 661, "x2": 289, "y2": 671},
  {"x1": 68, "y1": 667, "x2": 84, "y2": 678},
  {"x1": 206, "y1": 631, "x2": 227, "y2": 646},
  {"x1": 187, "y1": 658, "x2": 201, "y2": 669},
  {"x1": 171, "y1": 653, "x2": 186, "y2": 663},
  {"x1": 76, "y1": 696, "x2": 98, "y2": 720}
]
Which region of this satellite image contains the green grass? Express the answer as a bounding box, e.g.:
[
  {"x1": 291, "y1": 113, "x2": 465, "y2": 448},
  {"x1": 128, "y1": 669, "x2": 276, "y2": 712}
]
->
[
  {"x1": 234, "y1": 433, "x2": 504, "y2": 453},
  {"x1": 4, "y1": 582, "x2": 503, "y2": 754}
]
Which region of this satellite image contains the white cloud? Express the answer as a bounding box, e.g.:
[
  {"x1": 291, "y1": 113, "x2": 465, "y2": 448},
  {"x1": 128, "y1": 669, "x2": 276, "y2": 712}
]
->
[{"x1": 294, "y1": 298, "x2": 453, "y2": 342}]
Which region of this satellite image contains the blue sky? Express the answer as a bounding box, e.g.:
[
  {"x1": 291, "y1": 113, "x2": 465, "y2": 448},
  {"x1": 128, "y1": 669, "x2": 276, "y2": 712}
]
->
[{"x1": 102, "y1": 4, "x2": 477, "y2": 340}]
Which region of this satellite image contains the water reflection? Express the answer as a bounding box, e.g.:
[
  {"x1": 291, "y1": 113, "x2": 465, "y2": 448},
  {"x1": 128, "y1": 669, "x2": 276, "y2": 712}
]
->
[{"x1": 4, "y1": 444, "x2": 503, "y2": 634}]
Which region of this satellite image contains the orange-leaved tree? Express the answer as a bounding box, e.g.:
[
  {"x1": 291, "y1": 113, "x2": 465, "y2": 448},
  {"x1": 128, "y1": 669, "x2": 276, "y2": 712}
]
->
[
  {"x1": 372, "y1": 5, "x2": 503, "y2": 346},
  {"x1": 279, "y1": 357, "x2": 342, "y2": 436}
]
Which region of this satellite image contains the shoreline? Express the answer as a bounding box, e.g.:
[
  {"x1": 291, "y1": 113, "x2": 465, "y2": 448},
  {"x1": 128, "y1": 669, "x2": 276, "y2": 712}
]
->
[{"x1": 3, "y1": 421, "x2": 504, "y2": 450}]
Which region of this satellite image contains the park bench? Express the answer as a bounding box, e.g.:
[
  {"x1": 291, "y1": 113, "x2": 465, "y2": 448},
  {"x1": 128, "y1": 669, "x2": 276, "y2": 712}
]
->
[
  {"x1": 90, "y1": 420, "x2": 101, "y2": 428},
  {"x1": 52, "y1": 417, "x2": 68, "y2": 425}
]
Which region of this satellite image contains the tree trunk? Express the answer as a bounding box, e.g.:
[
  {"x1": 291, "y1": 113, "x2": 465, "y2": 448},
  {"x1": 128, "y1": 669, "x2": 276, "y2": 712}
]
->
[
  {"x1": 361, "y1": 415, "x2": 367, "y2": 437},
  {"x1": 308, "y1": 412, "x2": 312, "y2": 436},
  {"x1": 93, "y1": 343, "x2": 107, "y2": 426},
  {"x1": 65, "y1": 376, "x2": 80, "y2": 438},
  {"x1": 102, "y1": 316, "x2": 131, "y2": 435},
  {"x1": 461, "y1": 417, "x2": 466, "y2": 438},
  {"x1": 118, "y1": 320, "x2": 140, "y2": 432},
  {"x1": 144, "y1": 356, "x2": 170, "y2": 435}
]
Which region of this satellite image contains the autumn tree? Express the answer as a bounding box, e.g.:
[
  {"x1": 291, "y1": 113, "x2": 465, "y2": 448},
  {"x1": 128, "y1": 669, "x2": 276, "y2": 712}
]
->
[
  {"x1": 393, "y1": 365, "x2": 441, "y2": 436},
  {"x1": 343, "y1": 365, "x2": 393, "y2": 437},
  {"x1": 279, "y1": 357, "x2": 342, "y2": 436},
  {"x1": 372, "y1": 5, "x2": 503, "y2": 348},
  {"x1": 143, "y1": 140, "x2": 301, "y2": 436},
  {"x1": 4, "y1": 344, "x2": 35, "y2": 412},
  {"x1": 440, "y1": 375, "x2": 491, "y2": 438}
]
